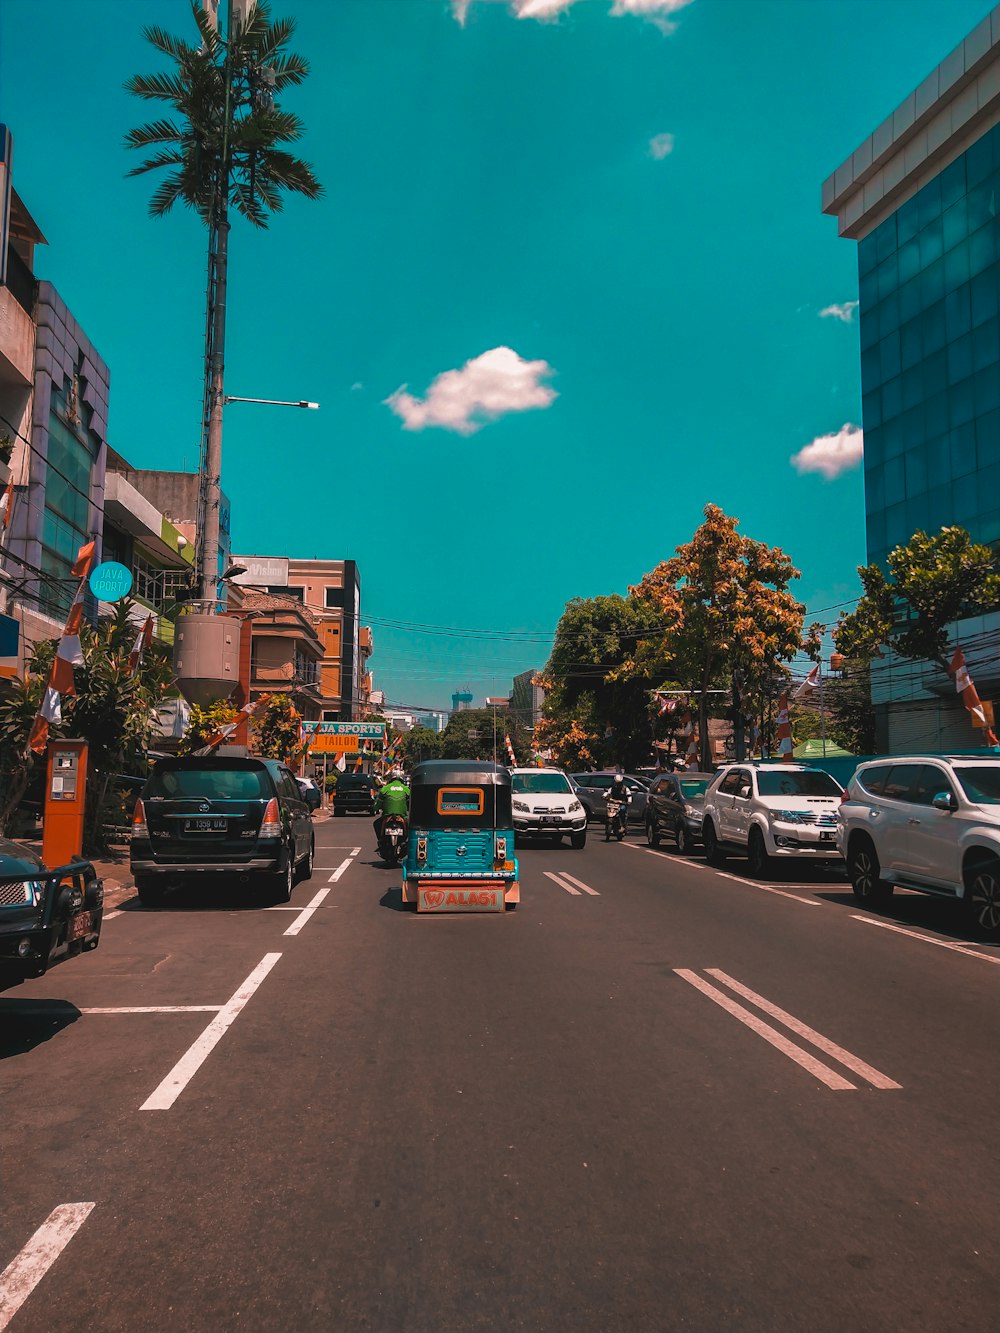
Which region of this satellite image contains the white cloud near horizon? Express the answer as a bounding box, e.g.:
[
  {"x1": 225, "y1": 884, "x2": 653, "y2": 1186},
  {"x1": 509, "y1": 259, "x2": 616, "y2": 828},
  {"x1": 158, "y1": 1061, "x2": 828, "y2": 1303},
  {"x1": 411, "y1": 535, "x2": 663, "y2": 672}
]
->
[
  {"x1": 649, "y1": 132, "x2": 675, "y2": 159},
  {"x1": 385, "y1": 346, "x2": 557, "y2": 434},
  {"x1": 791, "y1": 424, "x2": 863, "y2": 480},
  {"x1": 453, "y1": 0, "x2": 694, "y2": 25},
  {"x1": 819, "y1": 300, "x2": 859, "y2": 323}
]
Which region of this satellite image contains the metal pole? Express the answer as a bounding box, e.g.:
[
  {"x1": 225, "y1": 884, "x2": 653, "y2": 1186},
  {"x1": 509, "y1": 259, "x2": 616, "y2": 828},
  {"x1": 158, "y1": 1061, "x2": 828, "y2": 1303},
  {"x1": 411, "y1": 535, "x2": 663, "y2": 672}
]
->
[{"x1": 820, "y1": 663, "x2": 827, "y2": 757}]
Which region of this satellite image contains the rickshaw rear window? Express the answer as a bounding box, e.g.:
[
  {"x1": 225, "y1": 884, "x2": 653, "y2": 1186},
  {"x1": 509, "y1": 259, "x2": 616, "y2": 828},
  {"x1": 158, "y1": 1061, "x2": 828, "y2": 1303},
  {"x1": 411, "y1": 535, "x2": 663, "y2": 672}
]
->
[{"x1": 437, "y1": 787, "x2": 485, "y2": 815}]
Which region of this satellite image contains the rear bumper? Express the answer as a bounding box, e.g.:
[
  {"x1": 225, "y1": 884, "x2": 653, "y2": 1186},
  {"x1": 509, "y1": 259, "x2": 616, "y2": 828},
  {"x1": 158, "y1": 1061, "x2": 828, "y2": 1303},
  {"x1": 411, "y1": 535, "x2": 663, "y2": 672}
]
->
[
  {"x1": 402, "y1": 876, "x2": 520, "y2": 910},
  {"x1": 130, "y1": 857, "x2": 281, "y2": 875}
]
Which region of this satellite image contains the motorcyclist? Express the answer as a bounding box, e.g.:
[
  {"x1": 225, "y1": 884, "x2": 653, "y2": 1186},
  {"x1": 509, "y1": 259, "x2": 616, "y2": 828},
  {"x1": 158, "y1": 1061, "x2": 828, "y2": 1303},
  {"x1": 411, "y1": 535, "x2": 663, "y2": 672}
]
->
[
  {"x1": 605, "y1": 767, "x2": 631, "y2": 839},
  {"x1": 374, "y1": 766, "x2": 410, "y2": 852}
]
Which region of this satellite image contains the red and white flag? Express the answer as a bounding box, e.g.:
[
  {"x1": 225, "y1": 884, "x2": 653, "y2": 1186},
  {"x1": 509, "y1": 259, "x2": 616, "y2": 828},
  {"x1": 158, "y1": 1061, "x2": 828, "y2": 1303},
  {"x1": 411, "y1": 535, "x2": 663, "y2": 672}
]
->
[
  {"x1": 26, "y1": 539, "x2": 95, "y2": 755},
  {"x1": 71, "y1": 539, "x2": 96, "y2": 577},
  {"x1": 655, "y1": 691, "x2": 678, "y2": 715},
  {"x1": 504, "y1": 733, "x2": 516, "y2": 766},
  {"x1": 129, "y1": 614, "x2": 154, "y2": 674},
  {"x1": 949, "y1": 647, "x2": 998, "y2": 745},
  {"x1": 775, "y1": 692, "x2": 793, "y2": 756},
  {"x1": 0, "y1": 476, "x2": 14, "y2": 531},
  {"x1": 794, "y1": 664, "x2": 821, "y2": 700}
]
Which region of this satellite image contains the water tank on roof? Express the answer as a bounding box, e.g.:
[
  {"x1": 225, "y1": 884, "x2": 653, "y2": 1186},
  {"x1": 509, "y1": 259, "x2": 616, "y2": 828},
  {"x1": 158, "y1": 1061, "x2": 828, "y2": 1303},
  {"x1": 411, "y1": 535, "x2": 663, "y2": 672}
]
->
[{"x1": 173, "y1": 614, "x2": 239, "y2": 706}]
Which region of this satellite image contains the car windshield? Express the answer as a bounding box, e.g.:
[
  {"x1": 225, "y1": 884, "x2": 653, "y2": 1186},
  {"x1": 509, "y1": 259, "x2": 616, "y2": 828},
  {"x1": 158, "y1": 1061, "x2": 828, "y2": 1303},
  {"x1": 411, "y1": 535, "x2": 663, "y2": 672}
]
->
[
  {"x1": 756, "y1": 770, "x2": 842, "y2": 798},
  {"x1": 679, "y1": 779, "x2": 710, "y2": 798},
  {"x1": 954, "y1": 766, "x2": 1000, "y2": 804},
  {"x1": 145, "y1": 767, "x2": 271, "y2": 799},
  {"x1": 513, "y1": 773, "x2": 571, "y2": 795}
]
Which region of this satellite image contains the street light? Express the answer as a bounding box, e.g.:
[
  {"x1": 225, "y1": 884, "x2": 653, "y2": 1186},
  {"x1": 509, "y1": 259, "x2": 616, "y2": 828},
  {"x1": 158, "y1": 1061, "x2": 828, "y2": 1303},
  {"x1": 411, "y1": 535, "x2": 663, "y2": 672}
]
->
[{"x1": 223, "y1": 396, "x2": 320, "y2": 409}]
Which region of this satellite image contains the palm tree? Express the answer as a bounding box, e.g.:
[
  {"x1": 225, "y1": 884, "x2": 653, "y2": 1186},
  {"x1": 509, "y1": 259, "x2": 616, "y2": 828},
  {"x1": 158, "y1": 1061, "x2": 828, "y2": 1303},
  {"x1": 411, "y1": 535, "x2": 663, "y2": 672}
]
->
[{"x1": 124, "y1": 1, "x2": 322, "y2": 601}]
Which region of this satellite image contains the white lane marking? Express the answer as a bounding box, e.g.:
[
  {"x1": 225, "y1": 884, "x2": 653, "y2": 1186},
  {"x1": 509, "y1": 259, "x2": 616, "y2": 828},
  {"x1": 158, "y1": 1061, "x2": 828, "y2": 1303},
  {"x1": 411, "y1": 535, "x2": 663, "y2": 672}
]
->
[
  {"x1": 544, "y1": 871, "x2": 580, "y2": 896},
  {"x1": 0, "y1": 1203, "x2": 95, "y2": 1332},
  {"x1": 705, "y1": 968, "x2": 902, "y2": 1089},
  {"x1": 83, "y1": 1006, "x2": 222, "y2": 1014},
  {"x1": 327, "y1": 857, "x2": 355, "y2": 883},
  {"x1": 140, "y1": 952, "x2": 281, "y2": 1111},
  {"x1": 284, "y1": 886, "x2": 332, "y2": 936},
  {"x1": 620, "y1": 843, "x2": 824, "y2": 904},
  {"x1": 557, "y1": 871, "x2": 599, "y2": 896},
  {"x1": 103, "y1": 910, "x2": 123, "y2": 920},
  {"x1": 674, "y1": 969, "x2": 856, "y2": 1090},
  {"x1": 852, "y1": 915, "x2": 1000, "y2": 965},
  {"x1": 264, "y1": 905, "x2": 305, "y2": 911},
  {"x1": 351, "y1": 847, "x2": 361, "y2": 856}
]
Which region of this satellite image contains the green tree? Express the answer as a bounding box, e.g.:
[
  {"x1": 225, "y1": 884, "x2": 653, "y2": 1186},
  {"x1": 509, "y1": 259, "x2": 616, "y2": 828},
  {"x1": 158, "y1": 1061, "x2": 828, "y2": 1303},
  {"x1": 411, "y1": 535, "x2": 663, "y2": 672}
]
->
[
  {"x1": 438, "y1": 709, "x2": 532, "y2": 764},
  {"x1": 835, "y1": 526, "x2": 1000, "y2": 675},
  {"x1": 398, "y1": 725, "x2": 442, "y2": 768},
  {"x1": 0, "y1": 602, "x2": 173, "y2": 849},
  {"x1": 628, "y1": 505, "x2": 811, "y2": 771},
  {"x1": 250, "y1": 694, "x2": 301, "y2": 764},
  {"x1": 178, "y1": 698, "x2": 240, "y2": 755},
  {"x1": 824, "y1": 661, "x2": 877, "y2": 756},
  {"x1": 537, "y1": 595, "x2": 662, "y2": 770},
  {"x1": 125, "y1": 1, "x2": 322, "y2": 596}
]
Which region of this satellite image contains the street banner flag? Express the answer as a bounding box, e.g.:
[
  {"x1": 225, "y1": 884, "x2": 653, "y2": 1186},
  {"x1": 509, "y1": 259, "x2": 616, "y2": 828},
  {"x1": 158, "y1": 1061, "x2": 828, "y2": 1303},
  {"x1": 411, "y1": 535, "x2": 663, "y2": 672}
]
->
[
  {"x1": 129, "y1": 614, "x2": 154, "y2": 674},
  {"x1": 504, "y1": 733, "x2": 516, "y2": 766},
  {"x1": 794, "y1": 664, "x2": 821, "y2": 700},
  {"x1": 655, "y1": 691, "x2": 678, "y2": 715},
  {"x1": 50, "y1": 634, "x2": 84, "y2": 696},
  {"x1": 71, "y1": 539, "x2": 96, "y2": 577},
  {"x1": 28, "y1": 686, "x2": 62, "y2": 754},
  {"x1": 775, "y1": 692, "x2": 793, "y2": 755},
  {"x1": 335, "y1": 752, "x2": 347, "y2": 772},
  {"x1": 0, "y1": 476, "x2": 13, "y2": 530},
  {"x1": 949, "y1": 647, "x2": 998, "y2": 745},
  {"x1": 194, "y1": 694, "x2": 272, "y2": 756}
]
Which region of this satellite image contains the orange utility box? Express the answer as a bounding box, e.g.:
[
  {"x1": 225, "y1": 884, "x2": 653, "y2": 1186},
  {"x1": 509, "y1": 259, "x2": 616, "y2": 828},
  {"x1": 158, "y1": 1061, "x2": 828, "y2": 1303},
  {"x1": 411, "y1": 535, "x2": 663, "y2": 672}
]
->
[{"x1": 42, "y1": 739, "x2": 89, "y2": 869}]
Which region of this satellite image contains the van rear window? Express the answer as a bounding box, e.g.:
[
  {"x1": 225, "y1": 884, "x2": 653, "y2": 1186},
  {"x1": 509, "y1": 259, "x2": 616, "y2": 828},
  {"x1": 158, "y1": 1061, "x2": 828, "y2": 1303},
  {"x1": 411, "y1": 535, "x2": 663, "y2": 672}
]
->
[{"x1": 145, "y1": 768, "x2": 271, "y2": 800}]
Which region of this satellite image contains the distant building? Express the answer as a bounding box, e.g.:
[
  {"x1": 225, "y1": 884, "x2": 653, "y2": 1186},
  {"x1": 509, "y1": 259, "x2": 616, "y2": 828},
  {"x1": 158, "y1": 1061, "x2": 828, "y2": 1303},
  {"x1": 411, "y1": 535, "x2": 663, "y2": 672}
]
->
[
  {"x1": 416, "y1": 712, "x2": 446, "y2": 733},
  {"x1": 823, "y1": 9, "x2": 1000, "y2": 751},
  {"x1": 511, "y1": 669, "x2": 544, "y2": 729},
  {"x1": 451, "y1": 689, "x2": 473, "y2": 712}
]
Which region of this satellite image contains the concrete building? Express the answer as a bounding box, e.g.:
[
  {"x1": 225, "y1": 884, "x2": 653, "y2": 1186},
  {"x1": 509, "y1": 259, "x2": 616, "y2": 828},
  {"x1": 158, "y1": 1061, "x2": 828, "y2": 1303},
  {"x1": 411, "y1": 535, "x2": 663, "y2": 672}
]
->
[
  {"x1": 120, "y1": 466, "x2": 231, "y2": 597},
  {"x1": 451, "y1": 690, "x2": 473, "y2": 713},
  {"x1": 510, "y1": 668, "x2": 545, "y2": 729},
  {"x1": 230, "y1": 555, "x2": 374, "y2": 721},
  {"x1": 823, "y1": 8, "x2": 1000, "y2": 751}
]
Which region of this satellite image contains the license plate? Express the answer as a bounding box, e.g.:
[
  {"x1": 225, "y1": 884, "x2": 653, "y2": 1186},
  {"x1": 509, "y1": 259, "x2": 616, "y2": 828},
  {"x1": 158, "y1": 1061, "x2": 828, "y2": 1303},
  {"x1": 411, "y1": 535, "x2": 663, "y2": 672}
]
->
[
  {"x1": 184, "y1": 817, "x2": 227, "y2": 832},
  {"x1": 541, "y1": 816, "x2": 559, "y2": 824},
  {"x1": 819, "y1": 831, "x2": 834, "y2": 842},
  {"x1": 69, "y1": 911, "x2": 92, "y2": 941}
]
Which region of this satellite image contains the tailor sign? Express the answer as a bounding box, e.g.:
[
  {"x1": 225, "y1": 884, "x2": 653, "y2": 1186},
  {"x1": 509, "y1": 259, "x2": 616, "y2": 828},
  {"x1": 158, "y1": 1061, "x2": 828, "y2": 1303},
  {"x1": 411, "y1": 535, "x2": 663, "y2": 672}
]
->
[{"x1": 89, "y1": 561, "x2": 133, "y2": 602}]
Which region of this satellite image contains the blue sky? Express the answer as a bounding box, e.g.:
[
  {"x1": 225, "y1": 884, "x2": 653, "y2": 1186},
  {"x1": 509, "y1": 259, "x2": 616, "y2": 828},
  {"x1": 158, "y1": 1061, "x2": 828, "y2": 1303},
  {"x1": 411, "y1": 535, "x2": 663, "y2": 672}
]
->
[{"x1": 0, "y1": 0, "x2": 993, "y2": 713}]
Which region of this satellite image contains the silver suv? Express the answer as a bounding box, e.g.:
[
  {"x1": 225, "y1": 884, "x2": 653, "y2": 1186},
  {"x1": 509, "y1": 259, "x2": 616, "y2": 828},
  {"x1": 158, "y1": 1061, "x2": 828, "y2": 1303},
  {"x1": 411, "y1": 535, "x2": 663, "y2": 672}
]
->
[
  {"x1": 701, "y1": 763, "x2": 844, "y2": 877},
  {"x1": 837, "y1": 756, "x2": 1000, "y2": 940}
]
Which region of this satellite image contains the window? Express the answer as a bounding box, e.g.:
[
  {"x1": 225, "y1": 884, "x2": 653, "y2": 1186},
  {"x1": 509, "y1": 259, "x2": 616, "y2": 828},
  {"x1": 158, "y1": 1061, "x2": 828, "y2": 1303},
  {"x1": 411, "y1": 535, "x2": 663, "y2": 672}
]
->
[
  {"x1": 324, "y1": 586, "x2": 342, "y2": 608},
  {"x1": 512, "y1": 773, "x2": 571, "y2": 795},
  {"x1": 857, "y1": 765, "x2": 891, "y2": 795},
  {"x1": 911, "y1": 766, "x2": 955, "y2": 807},
  {"x1": 718, "y1": 770, "x2": 743, "y2": 796},
  {"x1": 882, "y1": 765, "x2": 920, "y2": 802},
  {"x1": 756, "y1": 770, "x2": 842, "y2": 798},
  {"x1": 954, "y1": 765, "x2": 1000, "y2": 805}
]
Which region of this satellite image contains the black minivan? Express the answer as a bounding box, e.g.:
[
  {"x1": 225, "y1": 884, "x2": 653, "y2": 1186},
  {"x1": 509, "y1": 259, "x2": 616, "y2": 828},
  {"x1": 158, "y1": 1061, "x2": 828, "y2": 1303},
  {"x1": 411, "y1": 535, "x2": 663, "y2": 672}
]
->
[{"x1": 130, "y1": 757, "x2": 315, "y2": 906}]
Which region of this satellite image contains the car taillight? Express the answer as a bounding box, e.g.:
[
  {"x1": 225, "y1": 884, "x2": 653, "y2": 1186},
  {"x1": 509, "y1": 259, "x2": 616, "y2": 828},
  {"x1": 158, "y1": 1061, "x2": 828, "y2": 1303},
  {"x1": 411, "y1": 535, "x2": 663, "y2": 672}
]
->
[
  {"x1": 259, "y1": 797, "x2": 282, "y2": 838},
  {"x1": 839, "y1": 789, "x2": 850, "y2": 804},
  {"x1": 132, "y1": 798, "x2": 148, "y2": 838}
]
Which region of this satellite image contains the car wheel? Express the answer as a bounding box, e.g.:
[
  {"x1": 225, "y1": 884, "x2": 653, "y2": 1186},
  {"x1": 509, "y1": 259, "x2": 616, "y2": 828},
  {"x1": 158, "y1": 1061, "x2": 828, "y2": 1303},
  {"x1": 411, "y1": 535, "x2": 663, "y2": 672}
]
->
[
  {"x1": 571, "y1": 830, "x2": 586, "y2": 849},
  {"x1": 271, "y1": 852, "x2": 294, "y2": 904},
  {"x1": 675, "y1": 824, "x2": 689, "y2": 856},
  {"x1": 297, "y1": 837, "x2": 315, "y2": 883},
  {"x1": 964, "y1": 858, "x2": 1000, "y2": 940},
  {"x1": 702, "y1": 820, "x2": 725, "y2": 866},
  {"x1": 646, "y1": 819, "x2": 661, "y2": 848},
  {"x1": 848, "y1": 837, "x2": 893, "y2": 906},
  {"x1": 135, "y1": 876, "x2": 166, "y2": 909},
  {"x1": 747, "y1": 828, "x2": 773, "y2": 879}
]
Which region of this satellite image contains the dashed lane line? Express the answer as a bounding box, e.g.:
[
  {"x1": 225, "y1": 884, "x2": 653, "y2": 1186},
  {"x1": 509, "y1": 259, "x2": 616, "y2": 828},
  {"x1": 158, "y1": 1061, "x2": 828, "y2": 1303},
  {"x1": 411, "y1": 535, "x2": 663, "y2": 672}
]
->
[
  {"x1": 676, "y1": 970, "x2": 861, "y2": 1091},
  {"x1": 852, "y1": 914, "x2": 1000, "y2": 964},
  {"x1": 140, "y1": 952, "x2": 282, "y2": 1111},
  {"x1": 284, "y1": 886, "x2": 332, "y2": 936},
  {"x1": 328, "y1": 853, "x2": 358, "y2": 883},
  {"x1": 556, "y1": 871, "x2": 600, "y2": 896},
  {"x1": 544, "y1": 871, "x2": 580, "y2": 896},
  {"x1": 82, "y1": 1005, "x2": 221, "y2": 1014},
  {"x1": 704, "y1": 968, "x2": 902, "y2": 1089},
  {"x1": 0, "y1": 1203, "x2": 95, "y2": 1332}
]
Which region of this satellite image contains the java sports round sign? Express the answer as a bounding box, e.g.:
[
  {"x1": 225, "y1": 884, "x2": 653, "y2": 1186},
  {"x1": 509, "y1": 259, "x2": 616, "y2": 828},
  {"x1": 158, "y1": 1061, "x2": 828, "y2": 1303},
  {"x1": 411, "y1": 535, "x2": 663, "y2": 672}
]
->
[{"x1": 88, "y1": 561, "x2": 134, "y2": 602}]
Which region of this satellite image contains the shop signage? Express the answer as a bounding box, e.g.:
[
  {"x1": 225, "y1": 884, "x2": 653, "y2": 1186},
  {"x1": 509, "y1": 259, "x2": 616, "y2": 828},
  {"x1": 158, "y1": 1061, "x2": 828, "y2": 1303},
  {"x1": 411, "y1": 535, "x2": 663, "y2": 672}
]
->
[
  {"x1": 89, "y1": 561, "x2": 133, "y2": 602},
  {"x1": 300, "y1": 721, "x2": 386, "y2": 739}
]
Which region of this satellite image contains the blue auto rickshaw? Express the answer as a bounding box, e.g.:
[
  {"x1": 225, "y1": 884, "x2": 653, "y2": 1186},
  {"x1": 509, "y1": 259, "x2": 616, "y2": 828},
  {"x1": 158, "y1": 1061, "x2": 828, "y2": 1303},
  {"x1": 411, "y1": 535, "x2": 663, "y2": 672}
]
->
[{"x1": 401, "y1": 760, "x2": 519, "y2": 912}]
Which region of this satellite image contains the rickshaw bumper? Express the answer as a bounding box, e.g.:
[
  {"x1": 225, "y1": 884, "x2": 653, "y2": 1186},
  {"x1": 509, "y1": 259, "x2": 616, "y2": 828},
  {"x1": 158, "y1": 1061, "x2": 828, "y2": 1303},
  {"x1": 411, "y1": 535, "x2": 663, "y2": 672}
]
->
[{"x1": 402, "y1": 875, "x2": 519, "y2": 912}]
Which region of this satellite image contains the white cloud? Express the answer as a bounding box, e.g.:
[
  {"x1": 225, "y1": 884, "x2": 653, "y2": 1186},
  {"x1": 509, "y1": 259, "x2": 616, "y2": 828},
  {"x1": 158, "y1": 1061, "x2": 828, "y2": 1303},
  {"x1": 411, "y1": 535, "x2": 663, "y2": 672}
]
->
[
  {"x1": 819, "y1": 300, "x2": 859, "y2": 323},
  {"x1": 454, "y1": 0, "x2": 694, "y2": 23},
  {"x1": 791, "y1": 424, "x2": 863, "y2": 480},
  {"x1": 649, "y1": 132, "x2": 675, "y2": 160},
  {"x1": 385, "y1": 346, "x2": 557, "y2": 435}
]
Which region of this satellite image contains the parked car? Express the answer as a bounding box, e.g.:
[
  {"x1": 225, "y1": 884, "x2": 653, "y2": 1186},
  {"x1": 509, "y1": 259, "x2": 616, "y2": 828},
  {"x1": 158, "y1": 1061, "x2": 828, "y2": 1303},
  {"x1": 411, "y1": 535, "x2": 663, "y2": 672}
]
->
[
  {"x1": 333, "y1": 773, "x2": 378, "y2": 816},
  {"x1": 511, "y1": 767, "x2": 587, "y2": 847},
  {"x1": 296, "y1": 776, "x2": 323, "y2": 811},
  {"x1": 837, "y1": 755, "x2": 1000, "y2": 939},
  {"x1": 130, "y1": 756, "x2": 315, "y2": 906},
  {"x1": 571, "y1": 772, "x2": 649, "y2": 826},
  {"x1": 645, "y1": 771, "x2": 713, "y2": 853},
  {"x1": 700, "y1": 762, "x2": 844, "y2": 876},
  {"x1": 0, "y1": 840, "x2": 103, "y2": 992}
]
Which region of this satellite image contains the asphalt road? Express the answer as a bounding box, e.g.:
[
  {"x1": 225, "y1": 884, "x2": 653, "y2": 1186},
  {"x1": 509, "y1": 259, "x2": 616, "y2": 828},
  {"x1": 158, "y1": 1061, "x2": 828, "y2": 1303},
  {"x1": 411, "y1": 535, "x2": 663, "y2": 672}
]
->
[{"x1": 2, "y1": 819, "x2": 999, "y2": 1332}]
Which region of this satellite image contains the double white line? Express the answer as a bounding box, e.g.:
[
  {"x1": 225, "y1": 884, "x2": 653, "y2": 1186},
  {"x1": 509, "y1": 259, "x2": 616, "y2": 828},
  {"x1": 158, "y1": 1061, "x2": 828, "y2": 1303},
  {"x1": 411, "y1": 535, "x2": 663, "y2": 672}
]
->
[
  {"x1": 676, "y1": 967, "x2": 901, "y2": 1091},
  {"x1": 544, "y1": 870, "x2": 599, "y2": 896}
]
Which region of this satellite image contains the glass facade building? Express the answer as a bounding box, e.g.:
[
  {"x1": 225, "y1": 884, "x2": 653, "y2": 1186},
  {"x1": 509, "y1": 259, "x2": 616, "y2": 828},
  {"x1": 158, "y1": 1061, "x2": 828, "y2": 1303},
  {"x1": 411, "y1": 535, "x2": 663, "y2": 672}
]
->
[{"x1": 858, "y1": 119, "x2": 1000, "y2": 569}]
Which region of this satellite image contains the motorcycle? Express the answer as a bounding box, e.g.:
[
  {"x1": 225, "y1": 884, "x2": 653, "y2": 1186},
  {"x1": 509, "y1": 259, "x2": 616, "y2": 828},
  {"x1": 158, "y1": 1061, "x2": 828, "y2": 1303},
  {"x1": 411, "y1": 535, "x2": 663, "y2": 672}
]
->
[
  {"x1": 378, "y1": 814, "x2": 408, "y2": 867},
  {"x1": 605, "y1": 795, "x2": 629, "y2": 841}
]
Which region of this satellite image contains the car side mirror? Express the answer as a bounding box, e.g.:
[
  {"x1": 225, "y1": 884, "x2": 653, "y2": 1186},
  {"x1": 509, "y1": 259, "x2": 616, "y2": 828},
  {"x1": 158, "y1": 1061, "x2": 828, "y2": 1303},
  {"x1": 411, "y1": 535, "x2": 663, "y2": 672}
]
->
[
  {"x1": 932, "y1": 791, "x2": 957, "y2": 812},
  {"x1": 740, "y1": 785, "x2": 751, "y2": 799}
]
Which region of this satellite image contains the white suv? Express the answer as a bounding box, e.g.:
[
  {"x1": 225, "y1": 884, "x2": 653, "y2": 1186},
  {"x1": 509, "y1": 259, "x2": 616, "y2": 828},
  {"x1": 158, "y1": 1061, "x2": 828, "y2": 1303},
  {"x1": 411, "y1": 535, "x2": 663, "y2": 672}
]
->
[
  {"x1": 511, "y1": 768, "x2": 588, "y2": 848},
  {"x1": 837, "y1": 756, "x2": 1000, "y2": 940},
  {"x1": 701, "y1": 763, "x2": 844, "y2": 877}
]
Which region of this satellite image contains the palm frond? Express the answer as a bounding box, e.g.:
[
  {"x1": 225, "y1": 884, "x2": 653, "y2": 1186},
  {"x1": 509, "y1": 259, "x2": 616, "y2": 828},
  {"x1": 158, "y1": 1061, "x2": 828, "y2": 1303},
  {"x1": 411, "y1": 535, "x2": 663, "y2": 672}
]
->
[
  {"x1": 140, "y1": 24, "x2": 197, "y2": 62},
  {"x1": 147, "y1": 172, "x2": 189, "y2": 217},
  {"x1": 124, "y1": 71, "x2": 190, "y2": 103},
  {"x1": 124, "y1": 148, "x2": 186, "y2": 177},
  {"x1": 230, "y1": 177, "x2": 268, "y2": 228},
  {"x1": 124, "y1": 119, "x2": 184, "y2": 149},
  {"x1": 266, "y1": 53, "x2": 310, "y2": 90},
  {"x1": 258, "y1": 149, "x2": 323, "y2": 199}
]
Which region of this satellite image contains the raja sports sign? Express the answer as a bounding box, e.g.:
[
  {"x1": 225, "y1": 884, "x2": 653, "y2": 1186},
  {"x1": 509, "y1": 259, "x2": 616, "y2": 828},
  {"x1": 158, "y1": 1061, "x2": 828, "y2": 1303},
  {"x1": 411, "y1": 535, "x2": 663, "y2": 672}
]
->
[{"x1": 300, "y1": 721, "x2": 386, "y2": 739}]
